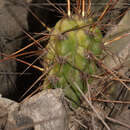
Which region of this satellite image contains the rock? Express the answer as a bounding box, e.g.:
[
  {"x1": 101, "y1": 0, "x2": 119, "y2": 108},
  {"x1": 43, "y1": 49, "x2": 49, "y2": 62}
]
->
[
  {"x1": 0, "y1": 0, "x2": 29, "y2": 98},
  {"x1": 0, "y1": 89, "x2": 67, "y2": 130},
  {"x1": 0, "y1": 94, "x2": 18, "y2": 130},
  {"x1": 102, "y1": 10, "x2": 130, "y2": 130},
  {"x1": 104, "y1": 10, "x2": 130, "y2": 72},
  {"x1": 0, "y1": 89, "x2": 68, "y2": 130}
]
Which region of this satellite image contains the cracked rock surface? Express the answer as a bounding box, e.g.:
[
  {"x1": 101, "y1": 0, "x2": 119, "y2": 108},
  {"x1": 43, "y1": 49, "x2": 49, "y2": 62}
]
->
[{"x1": 0, "y1": 89, "x2": 67, "y2": 130}]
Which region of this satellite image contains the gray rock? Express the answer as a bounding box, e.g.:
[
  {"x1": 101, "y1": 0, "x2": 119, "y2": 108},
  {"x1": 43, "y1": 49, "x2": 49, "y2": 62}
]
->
[
  {"x1": 104, "y1": 10, "x2": 130, "y2": 71},
  {"x1": 0, "y1": 89, "x2": 68, "y2": 130},
  {"x1": 0, "y1": 0, "x2": 29, "y2": 97}
]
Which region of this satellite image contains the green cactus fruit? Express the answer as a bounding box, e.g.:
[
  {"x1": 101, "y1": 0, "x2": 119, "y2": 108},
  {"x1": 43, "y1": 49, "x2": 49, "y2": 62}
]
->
[{"x1": 43, "y1": 15, "x2": 103, "y2": 108}]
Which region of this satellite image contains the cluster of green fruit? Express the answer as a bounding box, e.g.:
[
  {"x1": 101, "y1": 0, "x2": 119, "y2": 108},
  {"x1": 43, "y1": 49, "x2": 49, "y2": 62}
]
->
[{"x1": 42, "y1": 15, "x2": 103, "y2": 108}]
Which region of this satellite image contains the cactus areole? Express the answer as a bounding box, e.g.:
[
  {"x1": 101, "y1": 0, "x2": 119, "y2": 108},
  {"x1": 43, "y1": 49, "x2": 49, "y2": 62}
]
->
[{"x1": 43, "y1": 15, "x2": 103, "y2": 108}]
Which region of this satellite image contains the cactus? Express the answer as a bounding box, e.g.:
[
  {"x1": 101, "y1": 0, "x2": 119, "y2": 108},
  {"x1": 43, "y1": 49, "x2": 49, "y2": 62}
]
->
[
  {"x1": 42, "y1": 13, "x2": 103, "y2": 108},
  {"x1": 2, "y1": 1, "x2": 129, "y2": 129}
]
